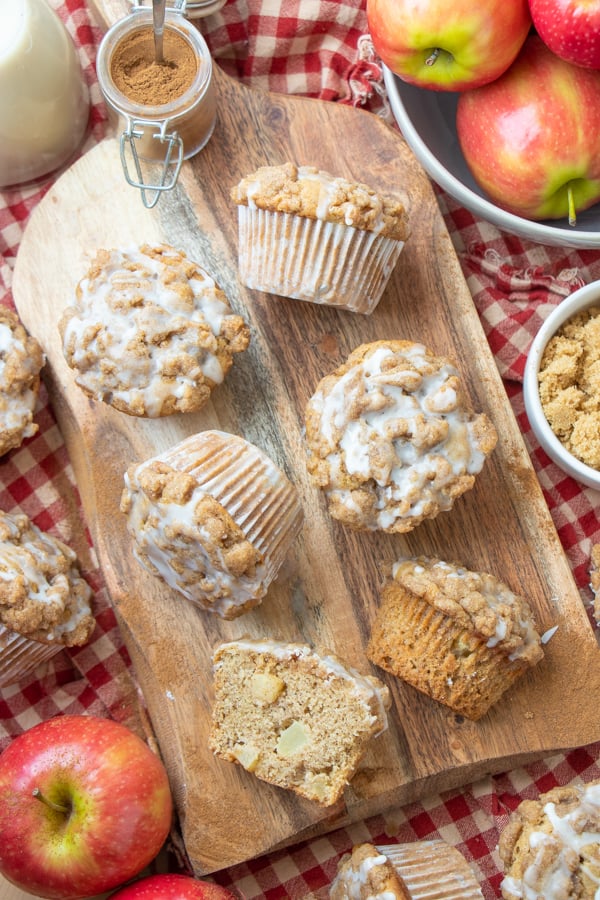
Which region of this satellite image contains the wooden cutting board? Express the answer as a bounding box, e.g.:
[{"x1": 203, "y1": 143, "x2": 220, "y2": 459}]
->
[{"x1": 12, "y1": 17, "x2": 600, "y2": 874}]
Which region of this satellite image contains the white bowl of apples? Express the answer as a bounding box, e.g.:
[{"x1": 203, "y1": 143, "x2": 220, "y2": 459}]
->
[{"x1": 369, "y1": 0, "x2": 600, "y2": 249}]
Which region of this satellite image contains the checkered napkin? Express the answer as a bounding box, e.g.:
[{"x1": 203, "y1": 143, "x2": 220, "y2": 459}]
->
[{"x1": 2, "y1": 2, "x2": 600, "y2": 899}]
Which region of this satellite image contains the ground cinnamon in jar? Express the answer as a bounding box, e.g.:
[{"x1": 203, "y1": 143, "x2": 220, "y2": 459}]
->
[{"x1": 110, "y1": 25, "x2": 198, "y2": 106}]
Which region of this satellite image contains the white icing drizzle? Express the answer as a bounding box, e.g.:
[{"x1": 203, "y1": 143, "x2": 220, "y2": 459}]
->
[
  {"x1": 61, "y1": 247, "x2": 233, "y2": 417},
  {"x1": 392, "y1": 557, "x2": 541, "y2": 659},
  {"x1": 0, "y1": 322, "x2": 37, "y2": 435},
  {"x1": 0, "y1": 513, "x2": 92, "y2": 640},
  {"x1": 331, "y1": 850, "x2": 398, "y2": 899},
  {"x1": 122, "y1": 433, "x2": 303, "y2": 618},
  {"x1": 311, "y1": 343, "x2": 492, "y2": 530},
  {"x1": 501, "y1": 783, "x2": 600, "y2": 900},
  {"x1": 244, "y1": 166, "x2": 389, "y2": 234}
]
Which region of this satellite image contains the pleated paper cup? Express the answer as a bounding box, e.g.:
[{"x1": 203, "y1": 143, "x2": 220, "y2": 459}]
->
[
  {"x1": 377, "y1": 840, "x2": 484, "y2": 900},
  {"x1": 368, "y1": 587, "x2": 528, "y2": 721},
  {"x1": 0, "y1": 626, "x2": 63, "y2": 687},
  {"x1": 237, "y1": 207, "x2": 405, "y2": 315},
  {"x1": 123, "y1": 431, "x2": 304, "y2": 618}
]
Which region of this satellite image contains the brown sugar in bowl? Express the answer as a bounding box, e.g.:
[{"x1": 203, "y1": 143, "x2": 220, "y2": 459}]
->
[{"x1": 524, "y1": 279, "x2": 600, "y2": 491}]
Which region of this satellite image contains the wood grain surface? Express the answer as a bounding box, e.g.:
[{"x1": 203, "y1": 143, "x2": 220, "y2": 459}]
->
[{"x1": 12, "y1": 35, "x2": 600, "y2": 874}]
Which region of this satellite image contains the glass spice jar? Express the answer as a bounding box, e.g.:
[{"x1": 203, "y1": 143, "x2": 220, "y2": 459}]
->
[{"x1": 96, "y1": 1, "x2": 216, "y2": 207}]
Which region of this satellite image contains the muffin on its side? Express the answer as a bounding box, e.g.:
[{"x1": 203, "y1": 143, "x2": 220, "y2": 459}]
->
[
  {"x1": 0, "y1": 307, "x2": 44, "y2": 456},
  {"x1": 232, "y1": 162, "x2": 409, "y2": 314},
  {"x1": 59, "y1": 244, "x2": 250, "y2": 418},
  {"x1": 367, "y1": 556, "x2": 544, "y2": 720},
  {"x1": 330, "y1": 843, "x2": 411, "y2": 899},
  {"x1": 0, "y1": 509, "x2": 95, "y2": 686},
  {"x1": 121, "y1": 431, "x2": 303, "y2": 619},
  {"x1": 331, "y1": 840, "x2": 485, "y2": 900},
  {"x1": 499, "y1": 780, "x2": 600, "y2": 899},
  {"x1": 209, "y1": 638, "x2": 391, "y2": 806},
  {"x1": 305, "y1": 340, "x2": 498, "y2": 533}
]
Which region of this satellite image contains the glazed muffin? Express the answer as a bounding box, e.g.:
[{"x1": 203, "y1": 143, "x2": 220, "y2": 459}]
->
[
  {"x1": 121, "y1": 431, "x2": 303, "y2": 619},
  {"x1": 0, "y1": 509, "x2": 95, "y2": 687},
  {"x1": 499, "y1": 780, "x2": 600, "y2": 899},
  {"x1": 331, "y1": 840, "x2": 484, "y2": 900},
  {"x1": 0, "y1": 306, "x2": 44, "y2": 456},
  {"x1": 367, "y1": 556, "x2": 544, "y2": 720},
  {"x1": 209, "y1": 638, "x2": 390, "y2": 806},
  {"x1": 59, "y1": 244, "x2": 250, "y2": 417},
  {"x1": 231, "y1": 162, "x2": 409, "y2": 314},
  {"x1": 304, "y1": 340, "x2": 498, "y2": 533},
  {"x1": 331, "y1": 843, "x2": 411, "y2": 899}
]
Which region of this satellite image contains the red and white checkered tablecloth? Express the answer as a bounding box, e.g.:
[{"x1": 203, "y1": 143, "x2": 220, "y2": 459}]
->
[{"x1": 2, "y1": 2, "x2": 600, "y2": 898}]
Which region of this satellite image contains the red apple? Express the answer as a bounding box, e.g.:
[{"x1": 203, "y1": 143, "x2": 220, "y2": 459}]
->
[
  {"x1": 0, "y1": 715, "x2": 173, "y2": 900},
  {"x1": 456, "y1": 35, "x2": 600, "y2": 222},
  {"x1": 109, "y1": 874, "x2": 237, "y2": 900},
  {"x1": 529, "y1": 0, "x2": 600, "y2": 69},
  {"x1": 367, "y1": 0, "x2": 532, "y2": 91}
]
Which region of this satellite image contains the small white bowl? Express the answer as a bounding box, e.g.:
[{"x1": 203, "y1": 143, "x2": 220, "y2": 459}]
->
[
  {"x1": 523, "y1": 281, "x2": 600, "y2": 490},
  {"x1": 384, "y1": 66, "x2": 600, "y2": 250}
]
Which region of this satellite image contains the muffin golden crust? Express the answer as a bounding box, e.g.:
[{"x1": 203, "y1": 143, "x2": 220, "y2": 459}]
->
[
  {"x1": 367, "y1": 556, "x2": 544, "y2": 721},
  {"x1": 0, "y1": 510, "x2": 95, "y2": 647},
  {"x1": 305, "y1": 340, "x2": 498, "y2": 533},
  {"x1": 209, "y1": 638, "x2": 390, "y2": 807},
  {"x1": 121, "y1": 431, "x2": 303, "y2": 619},
  {"x1": 330, "y1": 843, "x2": 411, "y2": 900},
  {"x1": 0, "y1": 307, "x2": 44, "y2": 456},
  {"x1": 499, "y1": 781, "x2": 600, "y2": 900},
  {"x1": 59, "y1": 244, "x2": 250, "y2": 418},
  {"x1": 231, "y1": 162, "x2": 409, "y2": 241}
]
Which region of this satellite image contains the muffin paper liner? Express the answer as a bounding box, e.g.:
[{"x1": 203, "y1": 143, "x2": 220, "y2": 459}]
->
[
  {"x1": 369, "y1": 591, "x2": 527, "y2": 720},
  {"x1": 159, "y1": 430, "x2": 303, "y2": 595},
  {"x1": 0, "y1": 626, "x2": 63, "y2": 687},
  {"x1": 237, "y1": 207, "x2": 404, "y2": 314},
  {"x1": 377, "y1": 840, "x2": 484, "y2": 899}
]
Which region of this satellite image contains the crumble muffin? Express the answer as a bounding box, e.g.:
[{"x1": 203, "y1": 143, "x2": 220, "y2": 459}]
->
[
  {"x1": 209, "y1": 638, "x2": 390, "y2": 806},
  {"x1": 499, "y1": 780, "x2": 600, "y2": 899},
  {"x1": 367, "y1": 556, "x2": 544, "y2": 720},
  {"x1": 331, "y1": 840, "x2": 485, "y2": 900},
  {"x1": 121, "y1": 431, "x2": 303, "y2": 618},
  {"x1": 331, "y1": 843, "x2": 411, "y2": 899},
  {"x1": 231, "y1": 162, "x2": 409, "y2": 314},
  {"x1": 59, "y1": 244, "x2": 250, "y2": 417},
  {"x1": 305, "y1": 340, "x2": 498, "y2": 533},
  {"x1": 0, "y1": 509, "x2": 95, "y2": 686},
  {"x1": 0, "y1": 306, "x2": 44, "y2": 456}
]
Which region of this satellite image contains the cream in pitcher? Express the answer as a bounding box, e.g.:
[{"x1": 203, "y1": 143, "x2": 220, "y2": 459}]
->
[{"x1": 0, "y1": 0, "x2": 90, "y2": 188}]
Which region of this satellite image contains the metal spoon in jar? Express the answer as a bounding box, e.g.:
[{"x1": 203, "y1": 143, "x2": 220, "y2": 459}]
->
[{"x1": 152, "y1": 0, "x2": 166, "y2": 63}]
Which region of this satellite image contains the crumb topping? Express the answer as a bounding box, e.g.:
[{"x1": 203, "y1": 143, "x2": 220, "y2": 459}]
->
[
  {"x1": 330, "y1": 843, "x2": 411, "y2": 900},
  {"x1": 538, "y1": 306, "x2": 600, "y2": 469},
  {"x1": 499, "y1": 781, "x2": 600, "y2": 900},
  {"x1": 59, "y1": 244, "x2": 250, "y2": 418},
  {"x1": 0, "y1": 510, "x2": 95, "y2": 646},
  {"x1": 391, "y1": 557, "x2": 544, "y2": 664},
  {"x1": 121, "y1": 432, "x2": 303, "y2": 618},
  {"x1": 231, "y1": 162, "x2": 409, "y2": 241},
  {"x1": 0, "y1": 307, "x2": 44, "y2": 456},
  {"x1": 304, "y1": 340, "x2": 497, "y2": 532}
]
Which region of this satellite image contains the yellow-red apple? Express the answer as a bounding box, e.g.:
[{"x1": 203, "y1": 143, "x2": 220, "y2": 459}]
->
[
  {"x1": 0, "y1": 715, "x2": 173, "y2": 899},
  {"x1": 367, "y1": 0, "x2": 531, "y2": 91},
  {"x1": 456, "y1": 36, "x2": 600, "y2": 222}
]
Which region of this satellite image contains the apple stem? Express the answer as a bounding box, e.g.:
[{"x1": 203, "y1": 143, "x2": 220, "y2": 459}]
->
[
  {"x1": 32, "y1": 787, "x2": 70, "y2": 814},
  {"x1": 568, "y1": 184, "x2": 576, "y2": 226},
  {"x1": 425, "y1": 48, "x2": 441, "y2": 66}
]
